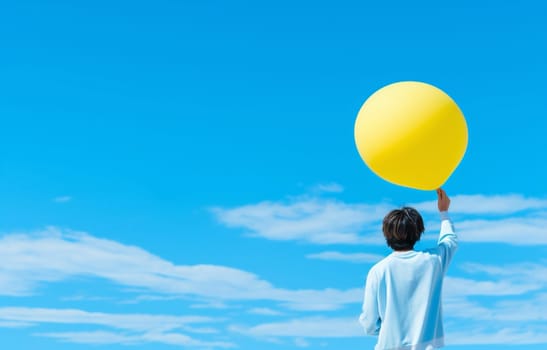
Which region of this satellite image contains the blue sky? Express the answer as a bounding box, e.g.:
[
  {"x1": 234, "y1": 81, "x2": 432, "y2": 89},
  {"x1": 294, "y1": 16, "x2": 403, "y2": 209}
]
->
[{"x1": 0, "y1": 1, "x2": 546, "y2": 349}]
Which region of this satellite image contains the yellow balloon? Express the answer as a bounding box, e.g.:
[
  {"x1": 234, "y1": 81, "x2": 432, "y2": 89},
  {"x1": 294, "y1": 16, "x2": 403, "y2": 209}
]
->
[{"x1": 354, "y1": 81, "x2": 468, "y2": 190}]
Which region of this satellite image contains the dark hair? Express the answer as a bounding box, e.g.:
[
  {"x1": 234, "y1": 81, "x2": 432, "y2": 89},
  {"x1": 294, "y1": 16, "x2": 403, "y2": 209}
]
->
[{"x1": 382, "y1": 207, "x2": 425, "y2": 251}]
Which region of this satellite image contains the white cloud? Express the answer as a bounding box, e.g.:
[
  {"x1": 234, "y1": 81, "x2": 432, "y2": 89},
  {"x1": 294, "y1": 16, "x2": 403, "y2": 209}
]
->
[
  {"x1": 38, "y1": 330, "x2": 135, "y2": 345},
  {"x1": 311, "y1": 183, "x2": 344, "y2": 193},
  {"x1": 61, "y1": 295, "x2": 113, "y2": 302},
  {"x1": 229, "y1": 260, "x2": 547, "y2": 346},
  {"x1": 231, "y1": 311, "x2": 547, "y2": 346},
  {"x1": 231, "y1": 317, "x2": 363, "y2": 338},
  {"x1": 213, "y1": 193, "x2": 547, "y2": 245},
  {"x1": 446, "y1": 326, "x2": 547, "y2": 345},
  {"x1": 0, "y1": 229, "x2": 360, "y2": 311},
  {"x1": 446, "y1": 295, "x2": 547, "y2": 326},
  {"x1": 248, "y1": 308, "x2": 284, "y2": 316},
  {"x1": 141, "y1": 331, "x2": 235, "y2": 347},
  {"x1": 53, "y1": 196, "x2": 72, "y2": 203},
  {"x1": 0, "y1": 307, "x2": 212, "y2": 333},
  {"x1": 306, "y1": 251, "x2": 383, "y2": 263},
  {"x1": 190, "y1": 301, "x2": 233, "y2": 309},
  {"x1": 455, "y1": 216, "x2": 547, "y2": 244},
  {"x1": 276, "y1": 288, "x2": 362, "y2": 311},
  {"x1": 0, "y1": 321, "x2": 33, "y2": 328},
  {"x1": 0, "y1": 307, "x2": 233, "y2": 348},
  {"x1": 443, "y1": 276, "x2": 541, "y2": 297},
  {"x1": 212, "y1": 198, "x2": 388, "y2": 244},
  {"x1": 294, "y1": 337, "x2": 310, "y2": 347},
  {"x1": 462, "y1": 262, "x2": 547, "y2": 283},
  {"x1": 443, "y1": 262, "x2": 547, "y2": 323},
  {"x1": 37, "y1": 330, "x2": 236, "y2": 347},
  {"x1": 439, "y1": 260, "x2": 547, "y2": 345},
  {"x1": 411, "y1": 194, "x2": 547, "y2": 215},
  {"x1": 233, "y1": 292, "x2": 547, "y2": 345}
]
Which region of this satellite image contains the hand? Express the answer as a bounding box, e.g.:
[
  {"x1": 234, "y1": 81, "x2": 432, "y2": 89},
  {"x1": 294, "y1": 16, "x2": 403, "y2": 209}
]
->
[{"x1": 437, "y1": 188, "x2": 450, "y2": 212}]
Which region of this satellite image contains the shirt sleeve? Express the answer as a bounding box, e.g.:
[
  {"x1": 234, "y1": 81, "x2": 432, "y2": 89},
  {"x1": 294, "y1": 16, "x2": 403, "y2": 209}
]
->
[
  {"x1": 437, "y1": 211, "x2": 458, "y2": 274},
  {"x1": 359, "y1": 270, "x2": 381, "y2": 336}
]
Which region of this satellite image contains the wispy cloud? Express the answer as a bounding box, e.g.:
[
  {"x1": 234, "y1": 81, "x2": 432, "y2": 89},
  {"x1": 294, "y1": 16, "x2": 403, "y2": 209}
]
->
[
  {"x1": 0, "y1": 307, "x2": 233, "y2": 348},
  {"x1": 294, "y1": 337, "x2": 310, "y2": 347},
  {"x1": 0, "y1": 307, "x2": 212, "y2": 332},
  {"x1": 441, "y1": 260, "x2": 547, "y2": 345},
  {"x1": 455, "y1": 216, "x2": 547, "y2": 244},
  {"x1": 231, "y1": 316, "x2": 362, "y2": 338},
  {"x1": 53, "y1": 196, "x2": 72, "y2": 203},
  {"x1": 213, "y1": 193, "x2": 547, "y2": 245},
  {"x1": 38, "y1": 330, "x2": 236, "y2": 347},
  {"x1": 306, "y1": 251, "x2": 383, "y2": 263},
  {"x1": 446, "y1": 326, "x2": 547, "y2": 345},
  {"x1": 444, "y1": 294, "x2": 547, "y2": 322},
  {"x1": 411, "y1": 194, "x2": 547, "y2": 215},
  {"x1": 311, "y1": 183, "x2": 344, "y2": 194},
  {"x1": 444, "y1": 276, "x2": 541, "y2": 297},
  {"x1": 462, "y1": 262, "x2": 547, "y2": 283},
  {"x1": 212, "y1": 198, "x2": 388, "y2": 244},
  {"x1": 445, "y1": 262, "x2": 547, "y2": 322},
  {"x1": 232, "y1": 306, "x2": 547, "y2": 345},
  {"x1": 190, "y1": 301, "x2": 232, "y2": 310},
  {"x1": 232, "y1": 285, "x2": 547, "y2": 345},
  {"x1": 60, "y1": 295, "x2": 113, "y2": 302},
  {"x1": 0, "y1": 321, "x2": 33, "y2": 328},
  {"x1": 248, "y1": 308, "x2": 284, "y2": 316},
  {"x1": 0, "y1": 229, "x2": 360, "y2": 311}
]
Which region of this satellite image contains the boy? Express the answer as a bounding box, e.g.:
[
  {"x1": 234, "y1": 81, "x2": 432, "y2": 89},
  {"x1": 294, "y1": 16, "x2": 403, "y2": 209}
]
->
[{"x1": 359, "y1": 188, "x2": 457, "y2": 350}]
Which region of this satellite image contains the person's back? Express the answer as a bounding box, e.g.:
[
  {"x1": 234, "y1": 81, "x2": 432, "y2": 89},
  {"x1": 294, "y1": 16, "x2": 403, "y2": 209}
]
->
[{"x1": 359, "y1": 189, "x2": 457, "y2": 350}]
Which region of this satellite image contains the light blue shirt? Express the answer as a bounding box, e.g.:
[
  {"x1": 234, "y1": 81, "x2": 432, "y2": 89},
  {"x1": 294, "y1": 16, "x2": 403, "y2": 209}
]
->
[{"x1": 359, "y1": 212, "x2": 457, "y2": 350}]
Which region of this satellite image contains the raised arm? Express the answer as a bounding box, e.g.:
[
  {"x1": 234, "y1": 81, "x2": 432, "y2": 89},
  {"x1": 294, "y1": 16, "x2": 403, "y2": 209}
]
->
[{"x1": 436, "y1": 188, "x2": 458, "y2": 273}]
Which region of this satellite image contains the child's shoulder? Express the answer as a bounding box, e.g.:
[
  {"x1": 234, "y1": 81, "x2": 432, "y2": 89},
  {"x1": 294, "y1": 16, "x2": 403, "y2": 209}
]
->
[
  {"x1": 370, "y1": 250, "x2": 440, "y2": 273},
  {"x1": 368, "y1": 255, "x2": 392, "y2": 274}
]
